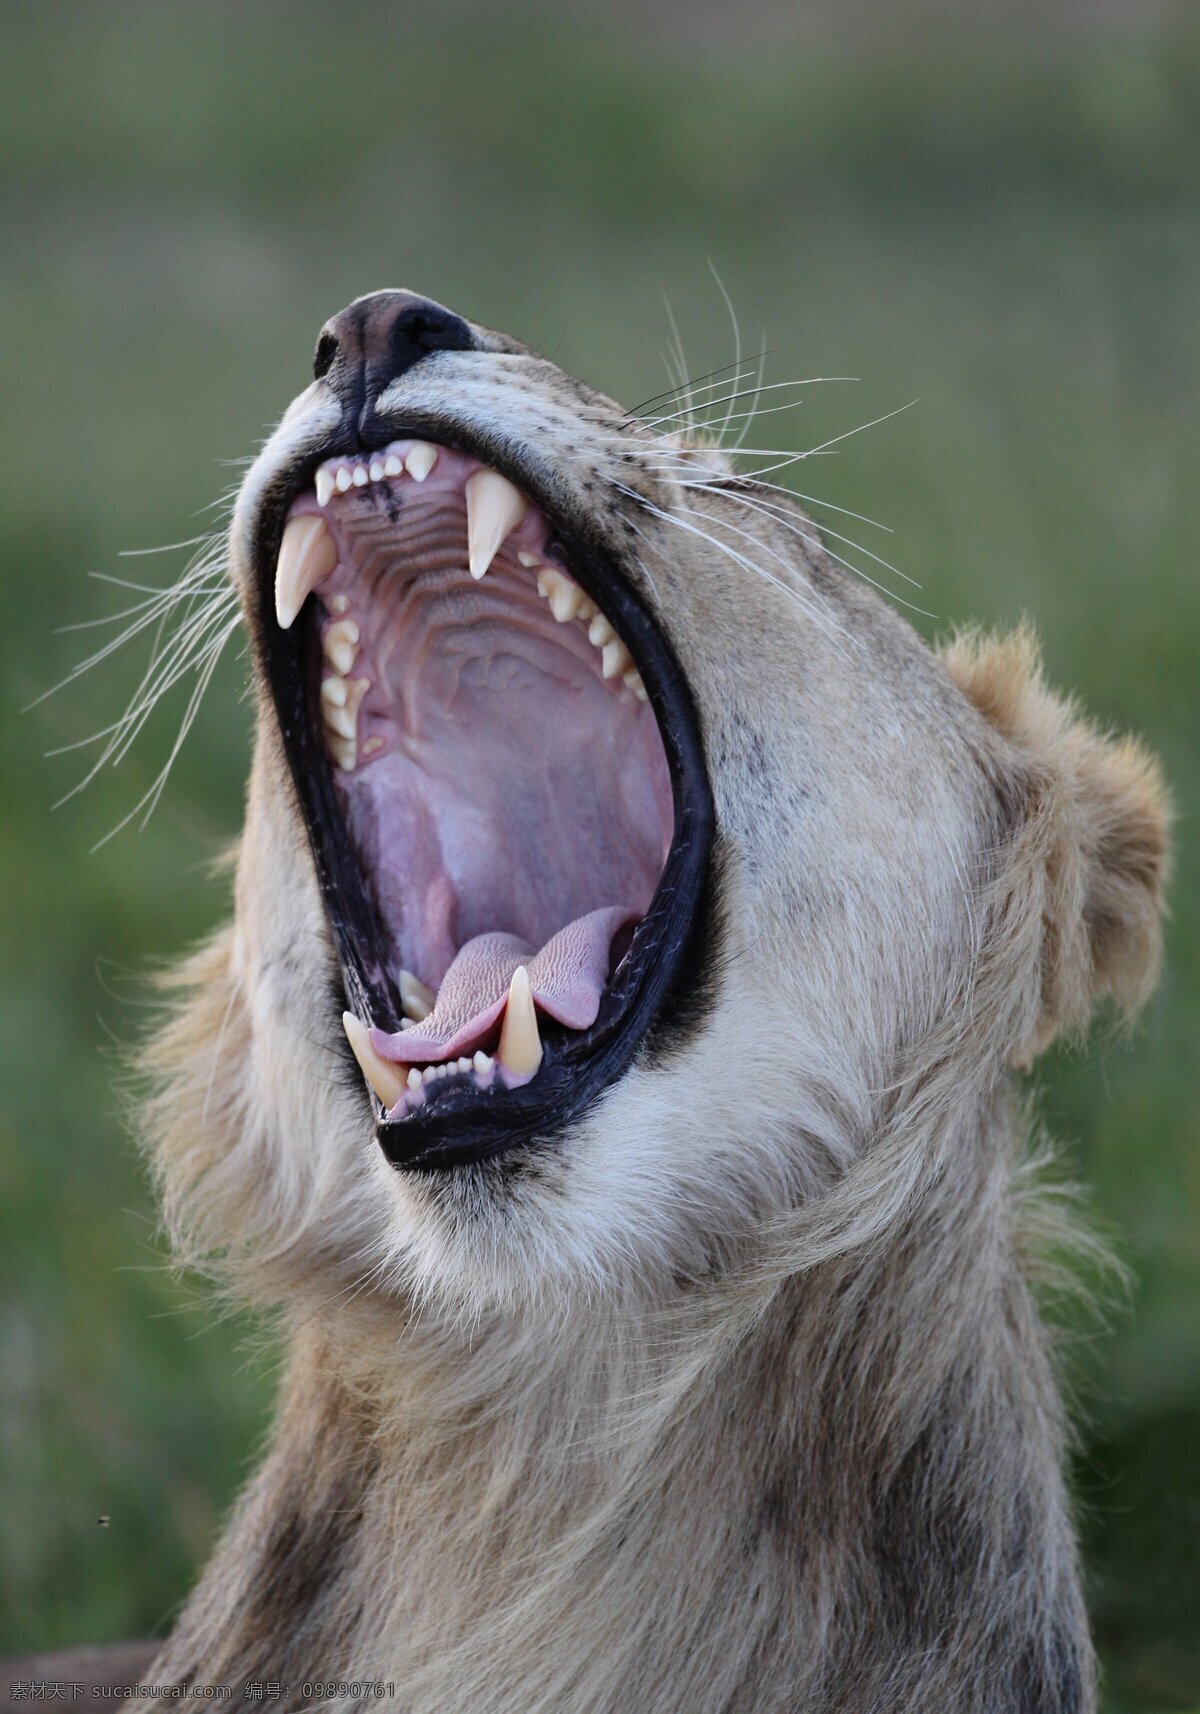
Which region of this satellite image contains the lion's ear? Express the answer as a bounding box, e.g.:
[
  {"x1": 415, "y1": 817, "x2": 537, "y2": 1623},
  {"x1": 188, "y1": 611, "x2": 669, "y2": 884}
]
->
[{"x1": 942, "y1": 627, "x2": 1170, "y2": 1065}]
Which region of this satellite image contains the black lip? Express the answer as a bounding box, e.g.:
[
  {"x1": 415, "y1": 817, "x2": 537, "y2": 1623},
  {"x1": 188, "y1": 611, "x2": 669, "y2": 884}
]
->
[{"x1": 251, "y1": 418, "x2": 714, "y2": 1172}]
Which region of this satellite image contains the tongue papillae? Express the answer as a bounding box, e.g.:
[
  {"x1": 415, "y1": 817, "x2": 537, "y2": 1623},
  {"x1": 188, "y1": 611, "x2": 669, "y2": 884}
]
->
[{"x1": 371, "y1": 904, "x2": 636, "y2": 1069}]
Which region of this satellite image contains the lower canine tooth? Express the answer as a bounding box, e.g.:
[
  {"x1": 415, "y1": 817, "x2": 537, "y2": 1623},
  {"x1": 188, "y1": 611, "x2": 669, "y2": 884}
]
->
[
  {"x1": 465, "y1": 469, "x2": 528, "y2": 579},
  {"x1": 275, "y1": 515, "x2": 338, "y2": 630},
  {"x1": 342, "y1": 1013, "x2": 408, "y2": 1108},
  {"x1": 497, "y1": 965, "x2": 543, "y2": 1078},
  {"x1": 399, "y1": 968, "x2": 436, "y2": 1022}
]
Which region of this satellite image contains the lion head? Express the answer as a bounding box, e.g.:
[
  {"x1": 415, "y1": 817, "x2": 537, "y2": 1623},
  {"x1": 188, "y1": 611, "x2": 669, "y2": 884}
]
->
[{"x1": 145, "y1": 289, "x2": 1168, "y2": 1323}]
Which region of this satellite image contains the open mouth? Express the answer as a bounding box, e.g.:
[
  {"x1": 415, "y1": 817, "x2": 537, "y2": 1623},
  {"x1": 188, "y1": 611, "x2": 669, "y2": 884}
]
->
[{"x1": 257, "y1": 432, "x2": 712, "y2": 1170}]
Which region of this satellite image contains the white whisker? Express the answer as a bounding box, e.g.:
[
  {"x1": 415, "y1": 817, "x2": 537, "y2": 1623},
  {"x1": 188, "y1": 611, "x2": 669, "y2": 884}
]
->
[
  {"x1": 799, "y1": 400, "x2": 918, "y2": 458},
  {"x1": 625, "y1": 358, "x2": 755, "y2": 420},
  {"x1": 733, "y1": 335, "x2": 770, "y2": 453},
  {"x1": 34, "y1": 526, "x2": 242, "y2": 841},
  {"x1": 611, "y1": 480, "x2": 858, "y2": 658},
  {"x1": 118, "y1": 535, "x2": 217, "y2": 558},
  {"x1": 709, "y1": 476, "x2": 893, "y2": 535},
  {"x1": 680, "y1": 482, "x2": 921, "y2": 593},
  {"x1": 89, "y1": 614, "x2": 241, "y2": 850},
  {"x1": 629, "y1": 367, "x2": 763, "y2": 427},
  {"x1": 682, "y1": 481, "x2": 936, "y2": 618},
  {"x1": 660, "y1": 295, "x2": 698, "y2": 438},
  {"x1": 618, "y1": 377, "x2": 859, "y2": 441},
  {"x1": 707, "y1": 262, "x2": 743, "y2": 449}
]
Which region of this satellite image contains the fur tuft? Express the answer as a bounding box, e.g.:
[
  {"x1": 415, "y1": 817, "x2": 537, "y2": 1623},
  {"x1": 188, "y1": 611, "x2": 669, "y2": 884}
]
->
[{"x1": 944, "y1": 626, "x2": 1170, "y2": 1061}]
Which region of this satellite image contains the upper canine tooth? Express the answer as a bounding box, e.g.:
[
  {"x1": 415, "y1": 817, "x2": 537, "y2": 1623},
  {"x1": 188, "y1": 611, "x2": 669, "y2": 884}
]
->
[
  {"x1": 497, "y1": 965, "x2": 543, "y2": 1078},
  {"x1": 465, "y1": 469, "x2": 527, "y2": 580},
  {"x1": 406, "y1": 443, "x2": 438, "y2": 482},
  {"x1": 342, "y1": 1012, "x2": 408, "y2": 1108},
  {"x1": 315, "y1": 467, "x2": 335, "y2": 507},
  {"x1": 398, "y1": 968, "x2": 436, "y2": 1023},
  {"x1": 602, "y1": 638, "x2": 632, "y2": 680},
  {"x1": 275, "y1": 515, "x2": 338, "y2": 630}
]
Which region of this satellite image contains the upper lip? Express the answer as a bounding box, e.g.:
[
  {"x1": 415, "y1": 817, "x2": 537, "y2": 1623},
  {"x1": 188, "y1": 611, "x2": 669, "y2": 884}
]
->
[{"x1": 251, "y1": 416, "x2": 715, "y2": 1172}]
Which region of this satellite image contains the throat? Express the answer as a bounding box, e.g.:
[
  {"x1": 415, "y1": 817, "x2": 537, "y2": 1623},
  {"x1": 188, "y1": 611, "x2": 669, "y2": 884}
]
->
[{"x1": 140, "y1": 1314, "x2": 773, "y2": 1705}]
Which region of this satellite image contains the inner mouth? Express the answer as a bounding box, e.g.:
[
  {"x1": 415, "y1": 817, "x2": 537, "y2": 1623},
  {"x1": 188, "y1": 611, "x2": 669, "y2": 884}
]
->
[{"x1": 264, "y1": 433, "x2": 709, "y2": 1169}]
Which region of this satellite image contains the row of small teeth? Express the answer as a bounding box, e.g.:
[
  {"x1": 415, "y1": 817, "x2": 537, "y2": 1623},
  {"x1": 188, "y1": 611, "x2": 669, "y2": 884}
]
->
[
  {"x1": 314, "y1": 440, "x2": 438, "y2": 506},
  {"x1": 319, "y1": 615, "x2": 381, "y2": 772},
  {"x1": 533, "y1": 565, "x2": 647, "y2": 700},
  {"x1": 406, "y1": 1051, "x2": 493, "y2": 1089},
  {"x1": 341, "y1": 966, "x2": 545, "y2": 1113}
]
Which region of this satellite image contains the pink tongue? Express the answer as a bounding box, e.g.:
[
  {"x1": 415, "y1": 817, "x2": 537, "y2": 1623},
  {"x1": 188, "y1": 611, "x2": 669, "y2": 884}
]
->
[{"x1": 371, "y1": 905, "x2": 637, "y2": 1065}]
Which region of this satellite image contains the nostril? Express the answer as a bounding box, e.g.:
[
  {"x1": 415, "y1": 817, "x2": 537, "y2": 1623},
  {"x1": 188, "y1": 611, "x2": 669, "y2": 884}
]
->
[
  {"x1": 391, "y1": 304, "x2": 473, "y2": 368},
  {"x1": 313, "y1": 292, "x2": 474, "y2": 401},
  {"x1": 313, "y1": 331, "x2": 339, "y2": 381}
]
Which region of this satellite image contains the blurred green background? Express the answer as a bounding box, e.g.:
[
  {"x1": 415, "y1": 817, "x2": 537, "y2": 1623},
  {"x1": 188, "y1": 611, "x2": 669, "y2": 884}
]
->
[{"x1": 1, "y1": 1, "x2": 1196, "y2": 1707}]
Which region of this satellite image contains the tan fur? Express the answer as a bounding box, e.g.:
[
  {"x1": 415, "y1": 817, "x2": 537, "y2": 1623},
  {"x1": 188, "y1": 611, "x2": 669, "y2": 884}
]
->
[
  {"x1": 134, "y1": 304, "x2": 1168, "y2": 1712},
  {"x1": 945, "y1": 626, "x2": 1169, "y2": 1061}
]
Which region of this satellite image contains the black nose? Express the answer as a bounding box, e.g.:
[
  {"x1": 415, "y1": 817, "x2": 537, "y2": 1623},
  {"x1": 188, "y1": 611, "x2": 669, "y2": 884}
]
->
[{"x1": 313, "y1": 290, "x2": 474, "y2": 418}]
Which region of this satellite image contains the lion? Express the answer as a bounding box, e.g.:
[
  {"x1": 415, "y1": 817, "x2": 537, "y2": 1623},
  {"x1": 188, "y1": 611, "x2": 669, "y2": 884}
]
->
[{"x1": 72, "y1": 293, "x2": 1178, "y2": 1710}]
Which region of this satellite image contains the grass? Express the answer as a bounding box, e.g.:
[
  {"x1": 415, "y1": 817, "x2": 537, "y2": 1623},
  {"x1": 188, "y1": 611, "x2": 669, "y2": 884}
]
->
[{"x1": 1, "y1": 3, "x2": 1197, "y2": 1705}]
